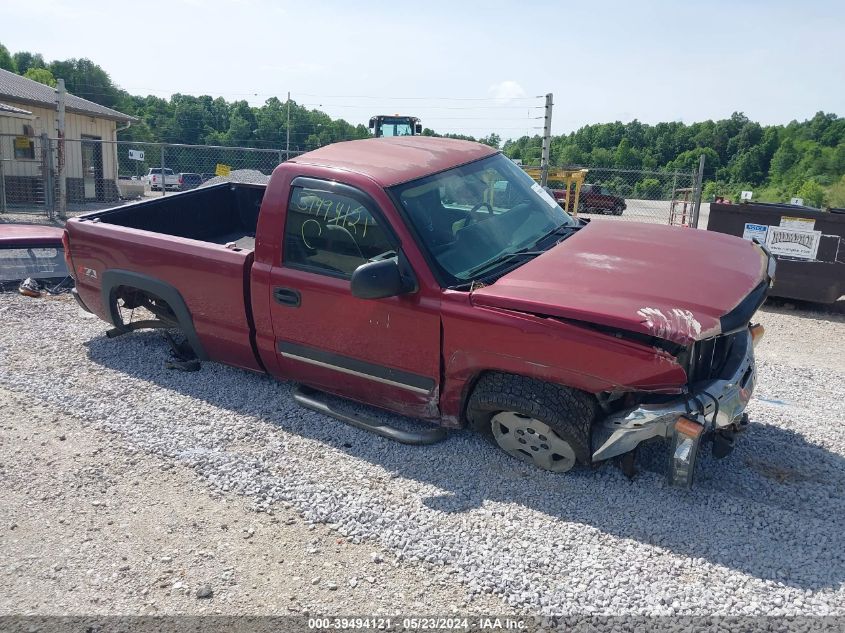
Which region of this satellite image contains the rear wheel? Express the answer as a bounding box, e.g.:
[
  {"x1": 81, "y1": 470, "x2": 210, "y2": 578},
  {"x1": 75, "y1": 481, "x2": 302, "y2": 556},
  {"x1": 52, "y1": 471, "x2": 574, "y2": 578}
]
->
[
  {"x1": 467, "y1": 373, "x2": 596, "y2": 472},
  {"x1": 613, "y1": 204, "x2": 623, "y2": 215}
]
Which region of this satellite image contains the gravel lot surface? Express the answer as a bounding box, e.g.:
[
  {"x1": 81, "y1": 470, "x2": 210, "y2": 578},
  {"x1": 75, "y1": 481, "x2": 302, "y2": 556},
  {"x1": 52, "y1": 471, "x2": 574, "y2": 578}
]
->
[
  {"x1": 578, "y1": 201, "x2": 711, "y2": 226},
  {"x1": 0, "y1": 386, "x2": 507, "y2": 616},
  {"x1": 0, "y1": 292, "x2": 843, "y2": 618}
]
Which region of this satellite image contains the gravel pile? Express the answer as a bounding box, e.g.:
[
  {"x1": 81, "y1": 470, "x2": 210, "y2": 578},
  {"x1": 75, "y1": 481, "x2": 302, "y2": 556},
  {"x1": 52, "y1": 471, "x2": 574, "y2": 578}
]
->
[
  {"x1": 0, "y1": 293, "x2": 843, "y2": 617},
  {"x1": 200, "y1": 170, "x2": 270, "y2": 187}
]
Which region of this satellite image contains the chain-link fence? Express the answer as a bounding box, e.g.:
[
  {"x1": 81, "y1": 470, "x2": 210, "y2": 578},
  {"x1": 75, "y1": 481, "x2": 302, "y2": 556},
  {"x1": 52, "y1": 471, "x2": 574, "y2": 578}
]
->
[
  {"x1": 546, "y1": 166, "x2": 701, "y2": 226},
  {"x1": 0, "y1": 133, "x2": 53, "y2": 216},
  {"x1": 3, "y1": 136, "x2": 703, "y2": 227},
  {"x1": 1, "y1": 136, "x2": 294, "y2": 221}
]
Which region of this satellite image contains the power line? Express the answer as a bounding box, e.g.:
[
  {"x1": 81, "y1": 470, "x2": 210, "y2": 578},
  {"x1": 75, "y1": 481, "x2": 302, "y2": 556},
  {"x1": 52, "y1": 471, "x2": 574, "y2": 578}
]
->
[
  {"x1": 295, "y1": 92, "x2": 544, "y2": 101},
  {"x1": 299, "y1": 103, "x2": 545, "y2": 111}
]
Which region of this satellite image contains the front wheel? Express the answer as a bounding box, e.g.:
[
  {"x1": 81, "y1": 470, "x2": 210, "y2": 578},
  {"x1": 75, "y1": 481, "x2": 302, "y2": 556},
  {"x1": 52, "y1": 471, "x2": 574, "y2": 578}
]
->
[{"x1": 467, "y1": 373, "x2": 596, "y2": 472}]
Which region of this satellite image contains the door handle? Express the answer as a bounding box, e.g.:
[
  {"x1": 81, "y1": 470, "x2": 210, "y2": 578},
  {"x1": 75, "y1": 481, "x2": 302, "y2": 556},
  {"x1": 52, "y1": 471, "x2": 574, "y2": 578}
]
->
[{"x1": 273, "y1": 287, "x2": 301, "y2": 307}]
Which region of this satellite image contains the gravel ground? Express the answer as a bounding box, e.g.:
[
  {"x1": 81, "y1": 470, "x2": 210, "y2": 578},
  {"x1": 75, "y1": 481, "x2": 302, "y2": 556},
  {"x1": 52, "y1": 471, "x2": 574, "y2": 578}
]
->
[
  {"x1": 0, "y1": 293, "x2": 843, "y2": 618},
  {"x1": 0, "y1": 385, "x2": 508, "y2": 616},
  {"x1": 578, "y1": 201, "x2": 711, "y2": 226}
]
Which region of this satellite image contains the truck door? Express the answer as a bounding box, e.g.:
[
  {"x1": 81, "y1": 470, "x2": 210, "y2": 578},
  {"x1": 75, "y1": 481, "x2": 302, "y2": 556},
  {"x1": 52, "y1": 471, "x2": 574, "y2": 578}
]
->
[{"x1": 266, "y1": 178, "x2": 441, "y2": 419}]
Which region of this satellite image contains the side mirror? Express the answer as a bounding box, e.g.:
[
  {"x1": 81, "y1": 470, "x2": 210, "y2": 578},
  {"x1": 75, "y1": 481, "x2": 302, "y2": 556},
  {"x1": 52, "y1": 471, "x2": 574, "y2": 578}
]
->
[
  {"x1": 350, "y1": 257, "x2": 415, "y2": 300},
  {"x1": 414, "y1": 123, "x2": 423, "y2": 135},
  {"x1": 368, "y1": 117, "x2": 376, "y2": 130}
]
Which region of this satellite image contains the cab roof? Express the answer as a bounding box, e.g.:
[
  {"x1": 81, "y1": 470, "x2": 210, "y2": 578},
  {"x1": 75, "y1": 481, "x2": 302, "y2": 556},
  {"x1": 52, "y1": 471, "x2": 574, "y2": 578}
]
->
[{"x1": 290, "y1": 137, "x2": 498, "y2": 187}]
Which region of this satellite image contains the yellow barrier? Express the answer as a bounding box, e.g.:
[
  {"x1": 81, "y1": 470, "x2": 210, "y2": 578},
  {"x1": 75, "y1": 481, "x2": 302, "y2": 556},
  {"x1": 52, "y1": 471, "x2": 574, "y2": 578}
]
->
[{"x1": 523, "y1": 167, "x2": 589, "y2": 216}]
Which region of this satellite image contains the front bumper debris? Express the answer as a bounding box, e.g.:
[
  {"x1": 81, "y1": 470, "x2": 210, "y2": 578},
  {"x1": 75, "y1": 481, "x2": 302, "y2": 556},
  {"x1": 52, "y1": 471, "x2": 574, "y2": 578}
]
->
[{"x1": 591, "y1": 328, "x2": 757, "y2": 483}]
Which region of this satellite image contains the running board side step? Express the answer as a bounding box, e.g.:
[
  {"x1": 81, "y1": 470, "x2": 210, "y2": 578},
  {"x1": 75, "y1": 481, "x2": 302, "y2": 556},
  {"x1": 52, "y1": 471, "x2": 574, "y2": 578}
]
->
[{"x1": 292, "y1": 385, "x2": 448, "y2": 446}]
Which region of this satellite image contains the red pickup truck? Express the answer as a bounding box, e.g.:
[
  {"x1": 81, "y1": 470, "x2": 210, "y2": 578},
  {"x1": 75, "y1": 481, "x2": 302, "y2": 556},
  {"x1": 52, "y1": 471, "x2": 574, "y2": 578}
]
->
[
  {"x1": 552, "y1": 184, "x2": 627, "y2": 215},
  {"x1": 65, "y1": 137, "x2": 774, "y2": 487}
]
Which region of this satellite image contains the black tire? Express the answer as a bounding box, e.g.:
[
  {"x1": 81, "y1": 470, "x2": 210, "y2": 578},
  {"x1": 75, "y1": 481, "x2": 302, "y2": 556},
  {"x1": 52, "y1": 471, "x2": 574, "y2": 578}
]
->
[
  {"x1": 466, "y1": 372, "x2": 597, "y2": 467},
  {"x1": 613, "y1": 204, "x2": 623, "y2": 215}
]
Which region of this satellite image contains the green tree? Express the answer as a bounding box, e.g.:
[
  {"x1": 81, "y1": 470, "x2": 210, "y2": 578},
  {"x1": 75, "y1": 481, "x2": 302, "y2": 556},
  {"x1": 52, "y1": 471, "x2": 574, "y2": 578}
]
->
[
  {"x1": 832, "y1": 143, "x2": 845, "y2": 174},
  {"x1": 49, "y1": 58, "x2": 121, "y2": 107},
  {"x1": 827, "y1": 174, "x2": 845, "y2": 208},
  {"x1": 589, "y1": 147, "x2": 614, "y2": 167},
  {"x1": 0, "y1": 43, "x2": 16, "y2": 72},
  {"x1": 255, "y1": 97, "x2": 287, "y2": 146},
  {"x1": 223, "y1": 100, "x2": 257, "y2": 145},
  {"x1": 12, "y1": 51, "x2": 45, "y2": 74},
  {"x1": 795, "y1": 180, "x2": 827, "y2": 208},
  {"x1": 614, "y1": 137, "x2": 639, "y2": 168},
  {"x1": 668, "y1": 148, "x2": 720, "y2": 174},
  {"x1": 634, "y1": 178, "x2": 661, "y2": 199},
  {"x1": 769, "y1": 138, "x2": 798, "y2": 180},
  {"x1": 728, "y1": 146, "x2": 765, "y2": 184},
  {"x1": 478, "y1": 133, "x2": 501, "y2": 149},
  {"x1": 23, "y1": 67, "x2": 56, "y2": 87}
]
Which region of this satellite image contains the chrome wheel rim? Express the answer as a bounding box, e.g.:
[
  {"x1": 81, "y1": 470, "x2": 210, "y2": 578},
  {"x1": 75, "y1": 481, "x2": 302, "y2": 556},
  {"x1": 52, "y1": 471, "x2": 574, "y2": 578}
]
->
[{"x1": 490, "y1": 412, "x2": 576, "y2": 472}]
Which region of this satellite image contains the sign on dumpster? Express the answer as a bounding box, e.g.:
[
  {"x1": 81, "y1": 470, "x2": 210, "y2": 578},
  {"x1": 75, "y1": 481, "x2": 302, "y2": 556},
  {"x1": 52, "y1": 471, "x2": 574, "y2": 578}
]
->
[
  {"x1": 215, "y1": 163, "x2": 231, "y2": 177},
  {"x1": 765, "y1": 226, "x2": 821, "y2": 260},
  {"x1": 742, "y1": 223, "x2": 768, "y2": 243},
  {"x1": 780, "y1": 216, "x2": 815, "y2": 230}
]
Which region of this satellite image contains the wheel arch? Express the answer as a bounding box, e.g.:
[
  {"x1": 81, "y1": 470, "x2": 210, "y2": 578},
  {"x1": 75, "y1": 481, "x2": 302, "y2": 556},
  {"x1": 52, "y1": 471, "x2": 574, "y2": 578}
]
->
[
  {"x1": 459, "y1": 368, "x2": 599, "y2": 428},
  {"x1": 100, "y1": 269, "x2": 209, "y2": 361}
]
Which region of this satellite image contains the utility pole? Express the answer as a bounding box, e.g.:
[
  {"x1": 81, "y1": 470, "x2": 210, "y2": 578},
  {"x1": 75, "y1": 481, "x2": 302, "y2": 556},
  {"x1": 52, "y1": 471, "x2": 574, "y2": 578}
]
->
[
  {"x1": 540, "y1": 93, "x2": 553, "y2": 188},
  {"x1": 56, "y1": 78, "x2": 67, "y2": 218},
  {"x1": 286, "y1": 92, "x2": 291, "y2": 160},
  {"x1": 691, "y1": 153, "x2": 706, "y2": 228},
  {"x1": 0, "y1": 143, "x2": 6, "y2": 214}
]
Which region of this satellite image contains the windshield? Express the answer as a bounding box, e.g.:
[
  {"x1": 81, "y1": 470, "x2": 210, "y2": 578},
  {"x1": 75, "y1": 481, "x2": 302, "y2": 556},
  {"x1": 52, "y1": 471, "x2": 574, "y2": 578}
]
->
[
  {"x1": 377, "y1": 117, "x2": 414, "y2": 137},
  {"x1": 391, "y1": 154, "x2": 577, "y2": 285}
]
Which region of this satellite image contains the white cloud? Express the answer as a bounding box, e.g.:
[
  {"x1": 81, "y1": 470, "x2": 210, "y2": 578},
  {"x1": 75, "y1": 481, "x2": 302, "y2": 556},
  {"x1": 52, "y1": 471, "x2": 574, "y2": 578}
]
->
[{"x1": 488, "y1": 80, "x2": 527, "y2": 101}]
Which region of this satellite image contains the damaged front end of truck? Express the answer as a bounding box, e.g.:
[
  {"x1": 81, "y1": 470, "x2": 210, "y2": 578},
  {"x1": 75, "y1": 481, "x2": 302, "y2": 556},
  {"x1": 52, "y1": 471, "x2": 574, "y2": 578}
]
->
[{"x1": 591, "y1": 262, "x2": 775, "y2": 487}]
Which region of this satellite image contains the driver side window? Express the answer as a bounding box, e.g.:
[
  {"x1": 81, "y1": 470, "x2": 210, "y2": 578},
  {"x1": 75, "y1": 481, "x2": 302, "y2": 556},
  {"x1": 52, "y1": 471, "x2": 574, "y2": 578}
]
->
[{"x1": 284, "y1": 186, "x2": 395, "y2": 277}]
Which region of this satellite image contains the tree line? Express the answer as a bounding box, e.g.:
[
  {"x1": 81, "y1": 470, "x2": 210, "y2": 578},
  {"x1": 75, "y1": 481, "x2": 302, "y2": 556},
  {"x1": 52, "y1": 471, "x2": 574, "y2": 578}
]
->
[
  {"x1": 2, "y1": 43, "x2": 843, "y2": 207},
  {"x1": 503, "y1": 113, "x2": 845, "y2": 208}
]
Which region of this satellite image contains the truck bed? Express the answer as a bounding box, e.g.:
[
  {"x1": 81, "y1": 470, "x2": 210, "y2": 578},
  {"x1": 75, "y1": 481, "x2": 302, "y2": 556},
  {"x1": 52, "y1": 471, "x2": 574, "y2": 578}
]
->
[
  {"x1": 67, "y1": 182, "x2": 268, "y2": 373},
  {"x1": 91, "y1": 183, "x2": 266, "y2": 249}
]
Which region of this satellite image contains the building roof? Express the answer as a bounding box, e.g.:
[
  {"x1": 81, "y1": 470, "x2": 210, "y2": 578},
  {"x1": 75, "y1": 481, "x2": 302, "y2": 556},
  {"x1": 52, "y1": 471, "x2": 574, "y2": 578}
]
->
[
  {"x1": 0, "y1": 68, "x2": 136, "y2": 123},
  {"x1": 291, "y1": 137, "x2": 498, "y2": 187},
  {"x1": 0, "y1": 102, "x2": 32, "y2": 116}
]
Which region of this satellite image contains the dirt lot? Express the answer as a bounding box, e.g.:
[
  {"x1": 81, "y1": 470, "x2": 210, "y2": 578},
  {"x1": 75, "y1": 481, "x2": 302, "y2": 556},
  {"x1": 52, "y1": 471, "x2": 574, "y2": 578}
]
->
[{"x1": 0, "y1": 292, "x2": 843, "y2": 622}]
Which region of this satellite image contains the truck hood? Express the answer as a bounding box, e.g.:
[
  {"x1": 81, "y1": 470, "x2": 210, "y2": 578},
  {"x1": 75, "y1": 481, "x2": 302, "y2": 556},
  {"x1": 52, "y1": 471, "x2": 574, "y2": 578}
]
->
[{"x1": 471, "y1": 220, "x2": 769, "y2": 346}]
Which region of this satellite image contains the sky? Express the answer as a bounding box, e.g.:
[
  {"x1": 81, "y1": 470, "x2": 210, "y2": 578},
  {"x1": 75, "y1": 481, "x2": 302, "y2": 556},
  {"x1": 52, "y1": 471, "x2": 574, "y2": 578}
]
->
[{"x1": 2, "y1": 0, "x2": 843, "y2": 141}]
